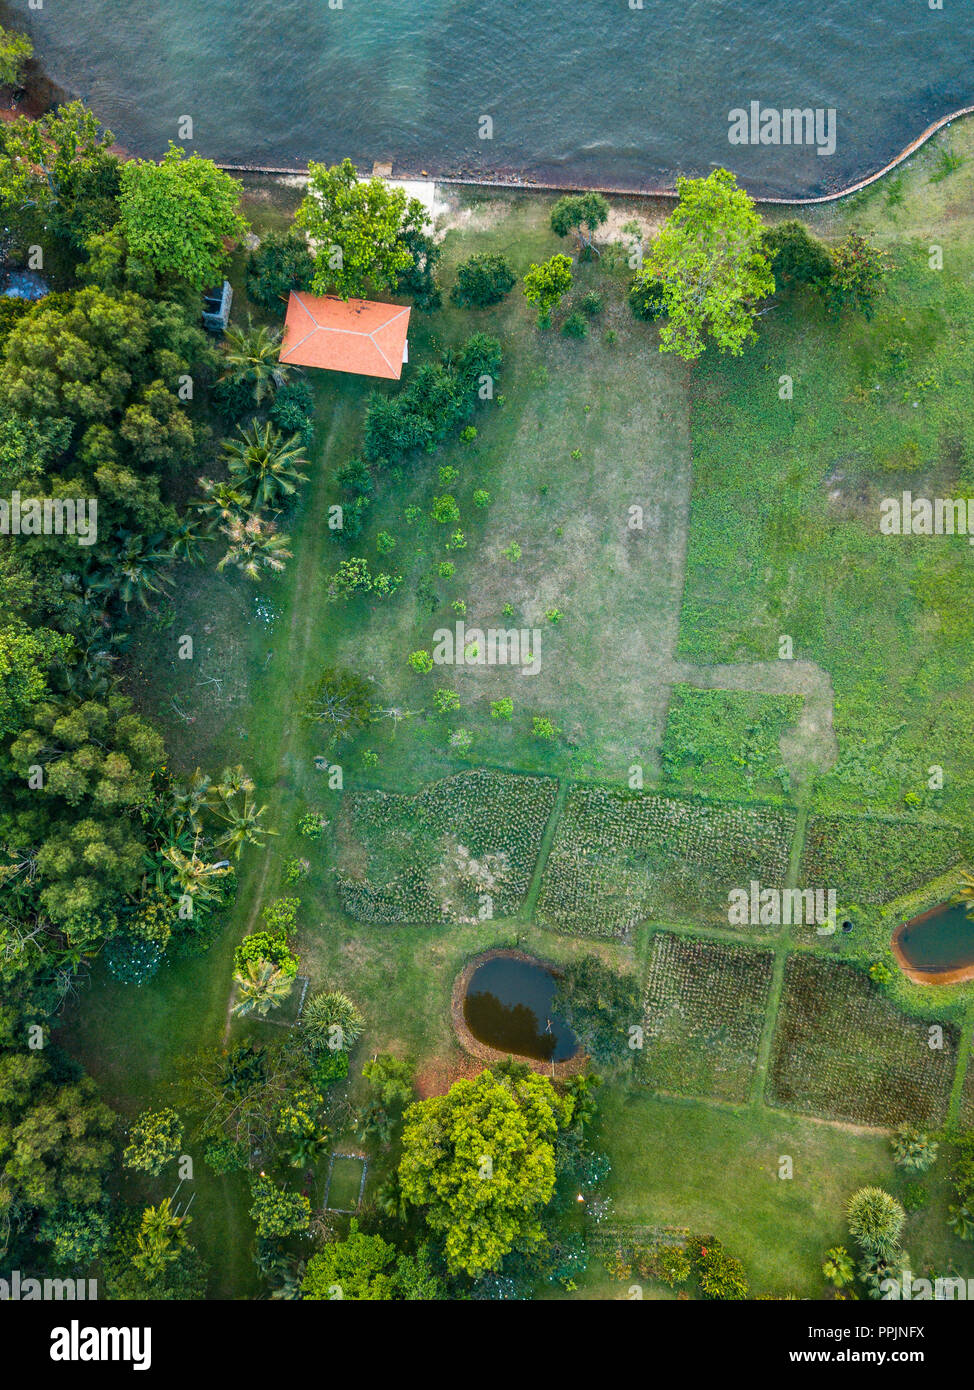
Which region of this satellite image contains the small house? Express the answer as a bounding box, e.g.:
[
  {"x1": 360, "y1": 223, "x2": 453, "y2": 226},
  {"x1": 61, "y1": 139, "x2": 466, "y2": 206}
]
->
[{"x1": 279, "y1": 291, "x2": 410, "y2": 380}]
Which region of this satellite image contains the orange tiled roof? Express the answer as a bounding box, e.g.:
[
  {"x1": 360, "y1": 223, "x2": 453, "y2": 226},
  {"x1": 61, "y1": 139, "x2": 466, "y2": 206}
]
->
[{"x1": 279, "y1": 292, "x2": 410, "y2": 379}]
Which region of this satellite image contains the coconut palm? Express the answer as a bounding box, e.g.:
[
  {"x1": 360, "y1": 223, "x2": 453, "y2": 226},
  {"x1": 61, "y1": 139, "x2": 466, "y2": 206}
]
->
[
  {"x1": 167, "y1": 769, "x2": 213, "y2": 835},
  {"x1": 217, "y1": 512, "x2": 293, "y2": 582},
  {"x1": 168, "y1": 516, "x2": 208, "y2": 566},
  {"x1": 232, "y1": 957, "x2": 293, "y2": 1018},
  {"x1": 159, "y1": 844, "x2": 230, "y2": 904},
  {"x1": 300, "y1": 989, "x2": 364, "y2": 1053},
  {"x1": 220, "y1": 318, "x2": 293, "y2": 406},
  {"x1": 194, "y1": 477, "x2": 251, "y2": 529},
  {"x1": 210, "y1": 790, "x2": 276, "y2": 859},
  {"x1": 222, "y1": 420, "x2": 309, "y2": 509},
  {"x1": 207, "y1": 764, "x2": 256, "y2": 803},
  {"x1": 89, "y1": 531, "x2": 175, "y2": 610}
]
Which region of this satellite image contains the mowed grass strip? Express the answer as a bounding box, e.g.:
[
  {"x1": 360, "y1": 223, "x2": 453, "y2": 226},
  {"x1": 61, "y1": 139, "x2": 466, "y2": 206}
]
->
[
  {"x1": 768, "y1": 953, "x2": 959, "y2": 1126},
  {"x1": 639, "y1": 932, "x2": 774, "y2": 1102},
  {"x1": 536, "y1": 784, "x2": 796, "y2": 936}
]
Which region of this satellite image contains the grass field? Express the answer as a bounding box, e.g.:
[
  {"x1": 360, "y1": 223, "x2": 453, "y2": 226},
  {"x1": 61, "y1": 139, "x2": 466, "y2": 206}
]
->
[{"x1": 58, "y1": 122, "x2": 974, "y2": 1299}]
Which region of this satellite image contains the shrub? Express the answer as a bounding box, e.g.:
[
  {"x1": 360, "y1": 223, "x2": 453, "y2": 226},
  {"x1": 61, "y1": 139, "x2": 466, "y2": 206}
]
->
[
  {"x1": 250, "y1": 1175, "x2": 310, "y2": 1239},
  {"x1": 269, "y1": 378, "x2": 315, "y2": 439},
  {"x1": 642, "y1": 1243, "x2": 692, "y2": 1287},
  {"x1": 628, "y1": 269, "x2": 667, "y2": 320},
  {"x1": 762, "y1": 219, "x2": 832, "y2": 288},
  {"x1": 437, "y1": 561, "x2": 455, "y2": 578},
  {"x1": 246, "y1": 229, "x2": 315, "y2": 311},
  {"x1": 433, "y1": 689, "x2": 460, "y2": 713},
  {"x1": 431, "y1": 494, "x2": 460, "y2": 524},
  {"x1": 408, "y1": 650, "x2": 433, "y2": 674},
  {"x1": 233, "y1": 931, "x2": 298, "y2": 977},
  {"x1": 376, "y1": 530, "x2": 397, "y2": 554},
  {"x1": 693, "y1": 1240, "x2": 748, "y2": 1300},
  {"x1": 532, "y1": 716, "x2": 560, "y2": 742},
  {"x1": 902, "y1": 1182, "x2": 928, "y2": 1212},
  {"x1": 473, "y1": 489, "x2": 490, "y2": 508},
  {"x1": 104, "y1": 934, "x2": 164, "y2": 985},
  {"x1": 261, "y1": 896, "x2": 301, "y2": 938},
  {"x1": 311, "y1": 1050, "x2": 350, "y2": 1088},
  {"x1": 298, "y1": 812, "x2": 326, "y2": 839},
  {"x1": 579, "y1": 291, "x2": 604, "y2": 317},
  {"x1": 450, "y1": 253, "x2": 517, "y2": 308},
  {"x1": 890, "y1": 1125, "x2": 939, "y2": 1175},
  {"x1": 491, "y1": 698, "x2": 513, "y2": 720},
  {"x1": 562, "y1": 311, "x2": 588, "y2": 339},
  {"x1": 203, "y1": 1136, "x2": 248, "y2": 1175},
  {"x1": 122, "y1": 1108, "x2": 183, "y2": 1176}
]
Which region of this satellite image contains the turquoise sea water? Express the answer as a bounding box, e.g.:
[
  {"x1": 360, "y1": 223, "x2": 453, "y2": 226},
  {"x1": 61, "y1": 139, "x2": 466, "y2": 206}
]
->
[{"x1": 8, "y1": 0, "x2": 973, "y2": 194}]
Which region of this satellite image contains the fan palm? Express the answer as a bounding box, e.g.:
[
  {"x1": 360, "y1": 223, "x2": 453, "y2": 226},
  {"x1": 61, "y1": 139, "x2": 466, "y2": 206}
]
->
[
  {"x1": 217, "y1": 513, "x2": 293, "y2": 582},
  {"x1": 222, "y1": 420, "x2": 309, "y2": 509},
  {"x1": 220, "y1": 318, "x2": 293, "y2": 406},
  {"x1": 300, "y1": 989, "x2": 364, "y2": 1053},
  {"x1": 232, "y1": 957, "x2": 293, "y2": 1018}
]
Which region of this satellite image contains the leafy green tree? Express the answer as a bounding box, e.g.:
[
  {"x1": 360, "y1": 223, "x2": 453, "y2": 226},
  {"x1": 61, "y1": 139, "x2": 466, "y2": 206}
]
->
[
  {"x1": 122, "y1": 1107, "x2": 184, "y2": 1176},
  {"x1": 222, "y1": 420, "x2": 309, "y2": 509},
  {"x1": 362, "y1": 1054, "x2": 414, "y2": 1107},
  {"x1": 37, "y1": 1203, "x2": 112, "y2": 1266},
  {"x1": 296, "y1": 158, "x2": 425, "y2": 299},
  {"x1": 301, "y1": 1221, "x2": 443, "y2": 1300},
  {"x1": 246, "y1": 229, "x2": 315, "y2": 311},
  {"x1": 645, "y1": 168, "x2": 774, "y2": 360},
  {"x1": 0, "y1": 624, "x2": 71, "y2": 737},
  {"x1": 0, "y1": 25, "x2": 32, "y2": 87},
  {"x1": 0, "y1": 102, "x2": 114, "y2": 227},
  {"x1": 0, "y1": 1057, "x2": 114, "y2": 1251},
  {"x1": 249, "y1": 1175, "x2": 311, "y2": 1239},
  {"x1": 824, "y1": 232, "x2": 886, "y2": 318},
  {"x1": 398, "y1": 1067, "x2": 572, "y2": 1277},
  {"x1": 628, "y1": 268, "x2": 667, "y2": 320},
  {"x1": 302, "y1": 667, "x2": 374, "y2": 746},
  {"x1": 763, "y1": 219, "x2": 833, "y2": 288},
  {"x1": 450, "y1": 253, "x2": 517, "y2": 308},
  {"x1": 847, "y1": 1187, "x2": 905, "y2": 1259},
  {"x1": 118, "y1": 144, "x2": 247, "y2": 289},
  {"x1": 550, "y1": 193, "x2": 609, "y2": 253},
  {"x1": 523, "y1": 254, "x2": 573, "y2": 328}
]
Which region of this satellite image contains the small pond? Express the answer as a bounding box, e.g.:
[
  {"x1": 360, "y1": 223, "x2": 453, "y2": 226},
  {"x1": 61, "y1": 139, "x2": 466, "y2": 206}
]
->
[
  {"x1": 462, "y1": 956, "x2": 578, "y2": 1062},
  {"x1": 894, "y1": 900, "x2": 974, "y2": 977}
]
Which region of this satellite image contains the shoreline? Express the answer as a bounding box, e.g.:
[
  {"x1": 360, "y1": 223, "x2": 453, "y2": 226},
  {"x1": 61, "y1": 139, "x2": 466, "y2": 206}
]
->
[{"x1": 217, "y1": 101, "x2": 974, "y2": 207}]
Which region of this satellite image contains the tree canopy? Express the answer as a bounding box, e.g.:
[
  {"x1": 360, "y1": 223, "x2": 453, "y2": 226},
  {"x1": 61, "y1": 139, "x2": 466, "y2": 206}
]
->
[
  {"x1": 645, "y1": 168, "x2": 774, "y2": 360},
  {"x1": 398, "y1": 1067, "x2": 573, "y2": 1277},
  {"x1": 119, "y1": 144, "x2": 248, "y2": 289}
]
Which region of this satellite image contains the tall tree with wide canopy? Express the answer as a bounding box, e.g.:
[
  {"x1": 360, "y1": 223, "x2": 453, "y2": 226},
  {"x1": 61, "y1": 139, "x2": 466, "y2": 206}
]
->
[
  {"x1": 645, "y1": 168, "x2": 774, "y2": 361},
  {"x1": 398, "y1": 1066, "x2": 573, "y2": 1277},
  {"x1": 119, "y1": 145, "x2": 247, "y2": 289},
  {"x1": 296, "y1": 157, "x2": 429, "y2": 300}
]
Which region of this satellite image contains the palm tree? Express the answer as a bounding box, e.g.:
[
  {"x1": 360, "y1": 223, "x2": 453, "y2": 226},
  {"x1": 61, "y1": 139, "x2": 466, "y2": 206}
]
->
[
  {"x1": 90, "y1": 531, "x2": 175, "y2": 610},
  {"x1": 220, "y1": 318, "x2": 294, "y2": 406},
  {"x1": 211, "y1": 790, "x2": 276, "y2": 859},
  {"x1": 194, "y1": 477, "x2": 251, "y2": 529},
  {"x1": 167, "y1": 769, "x2": 213, "y2": 835},
  {"x1": 168, "y1": 516, "x2": 208, "y2": 566},
  {"x1": 222, "y1": 420, "x2": 309, "y2": 509},
  {"x1": 207, "y1": 764, "x2": 256, "y2": 803},
  {"x1": 232, "y1": 957, "x2": 293, "y2": 1018},
  {"x1": 133, "y1": 1198, "x2": 190, "y2": 1278},
  {"x1": 217, "y1": 513, "x2": 293, "y2": 582},
  {"x1": 300, "y1": 989, "x2": 364, "y2": 1053},
  {"x1": 159, "y1": 844, "x2": 230, "y2": 904}
]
